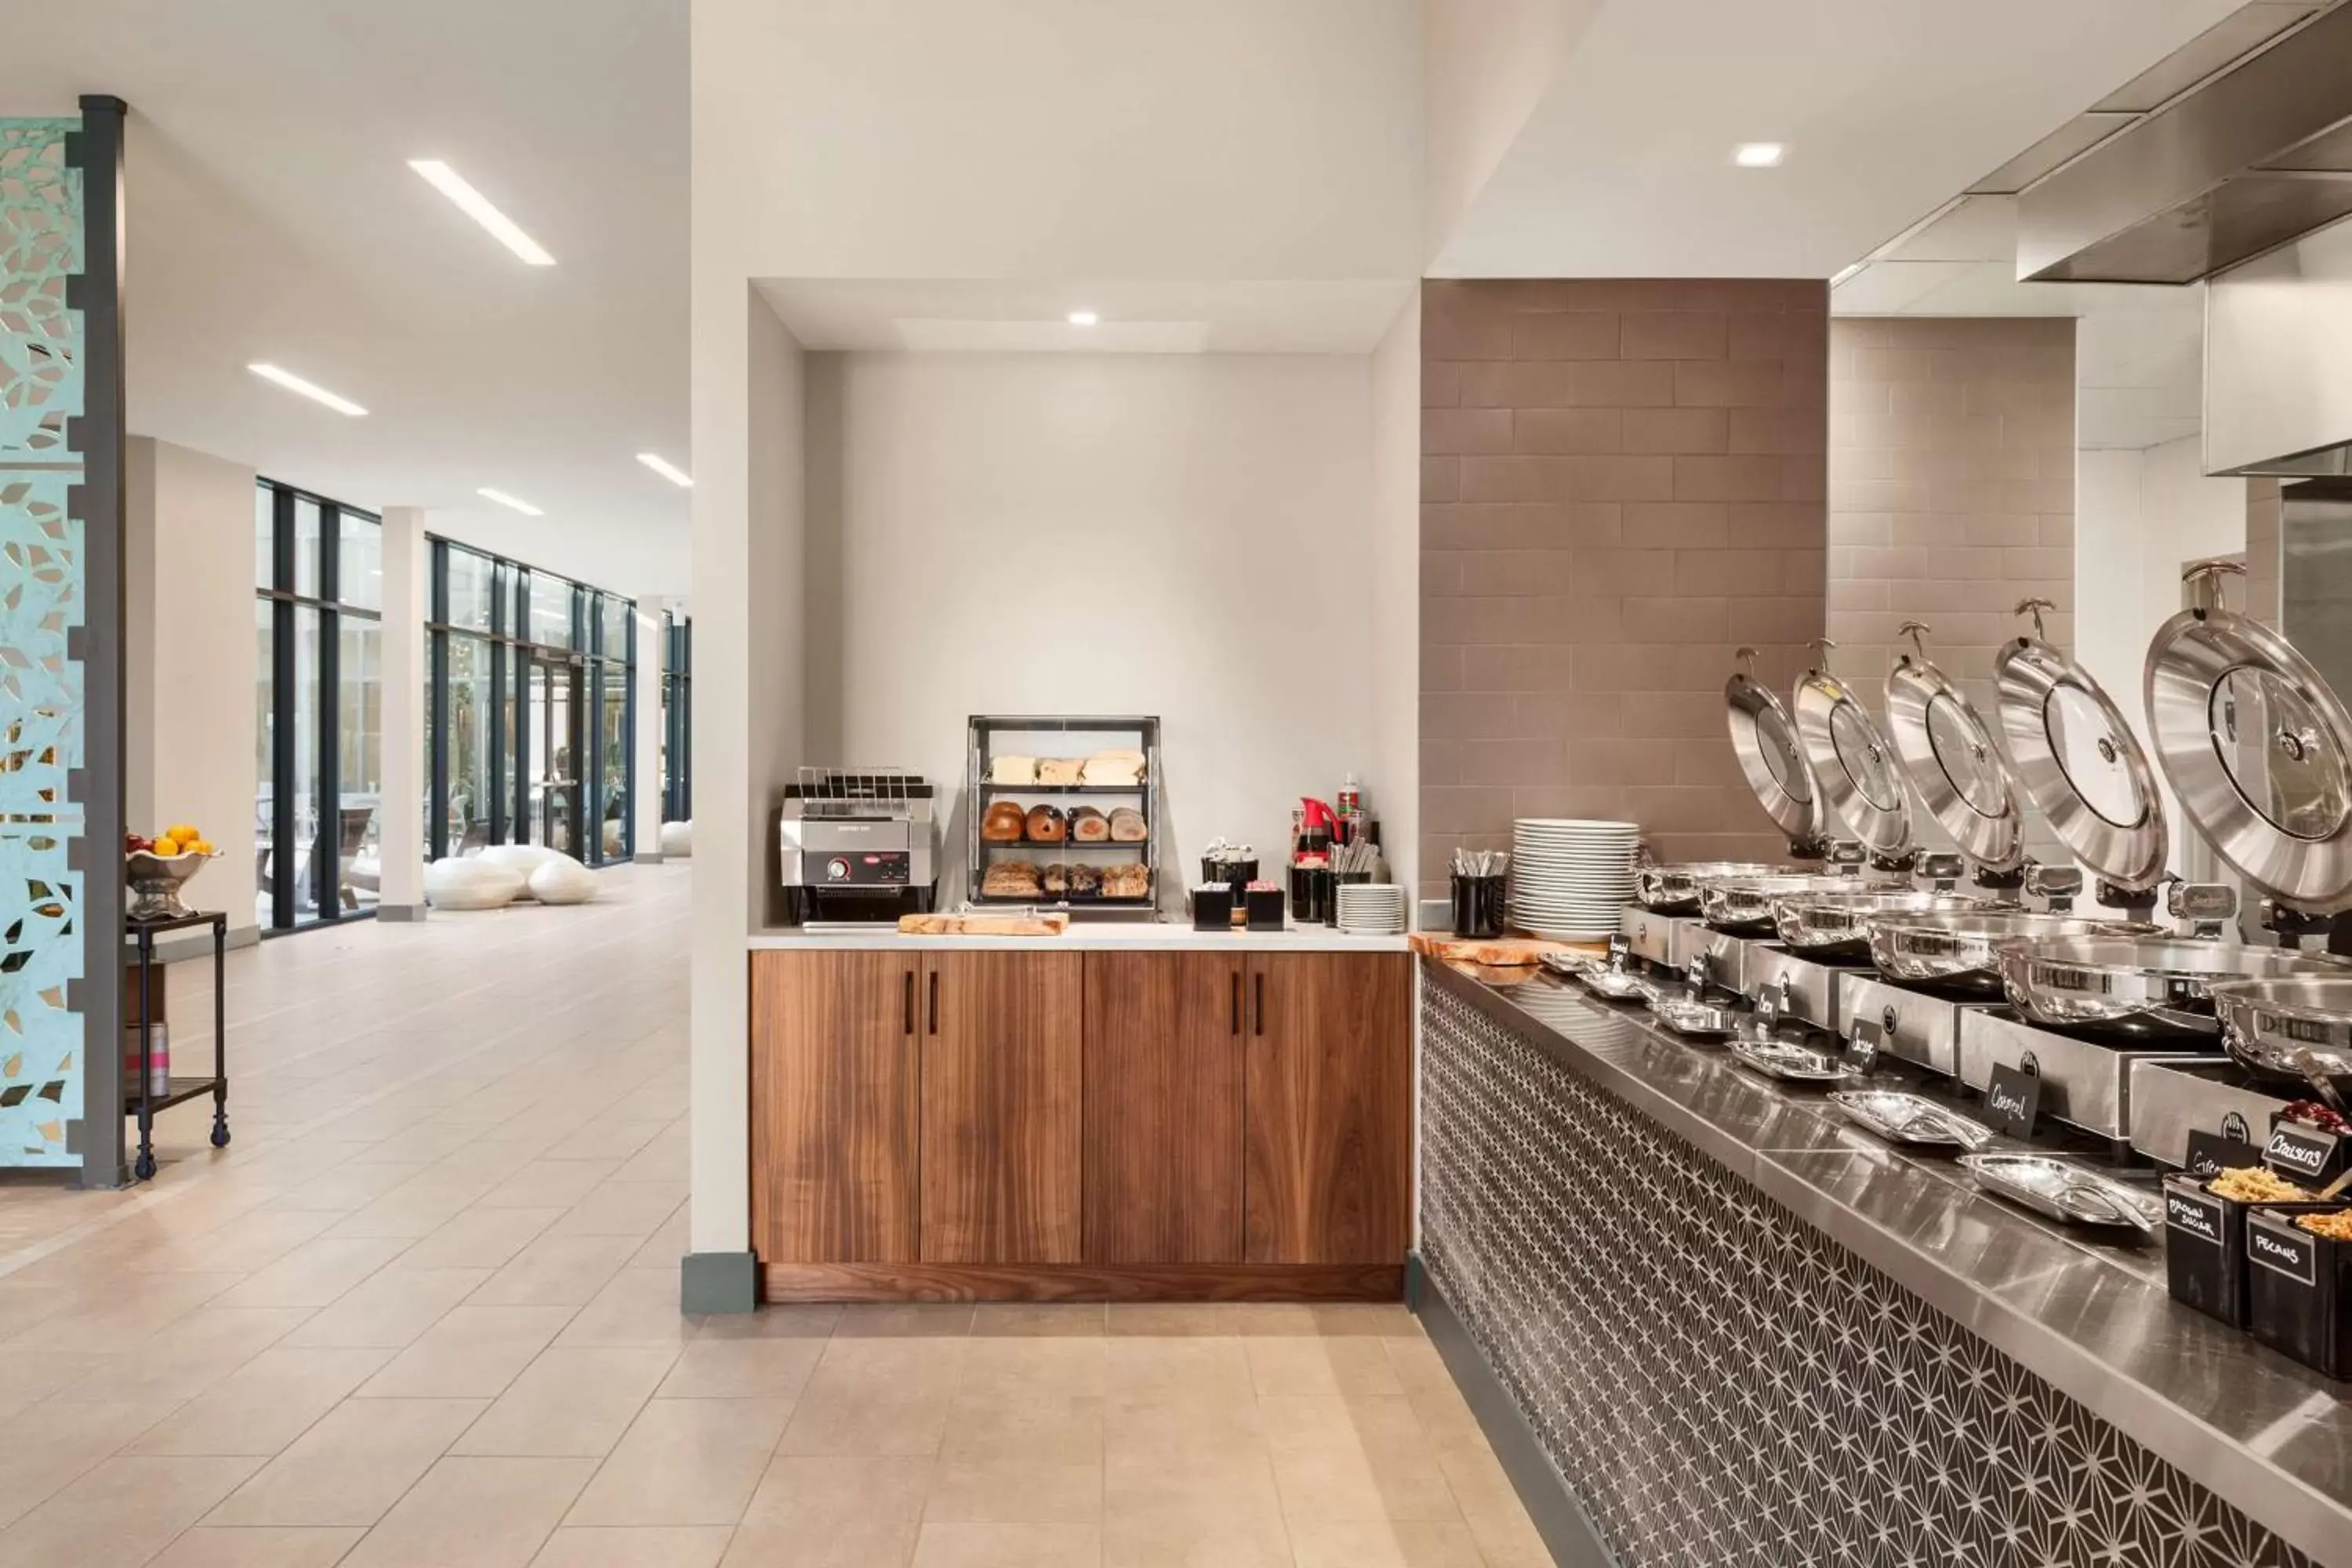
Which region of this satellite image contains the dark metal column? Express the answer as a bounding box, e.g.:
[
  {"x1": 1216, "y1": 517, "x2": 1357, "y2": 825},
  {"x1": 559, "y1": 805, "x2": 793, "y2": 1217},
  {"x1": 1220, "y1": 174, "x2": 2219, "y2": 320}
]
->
[{"x1": 70, "y1": 95, "x2": 128, "y2": 1188}]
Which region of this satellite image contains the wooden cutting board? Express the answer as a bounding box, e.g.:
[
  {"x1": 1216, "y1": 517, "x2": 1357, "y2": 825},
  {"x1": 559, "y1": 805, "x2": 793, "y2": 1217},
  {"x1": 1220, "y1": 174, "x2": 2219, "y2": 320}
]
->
[
  {"x1": 1407, "y1": 933, "x2": 1606, "y2": 967},
  {"x1": 898, "y1": 912, "x2": 1071, "y2": 936}
]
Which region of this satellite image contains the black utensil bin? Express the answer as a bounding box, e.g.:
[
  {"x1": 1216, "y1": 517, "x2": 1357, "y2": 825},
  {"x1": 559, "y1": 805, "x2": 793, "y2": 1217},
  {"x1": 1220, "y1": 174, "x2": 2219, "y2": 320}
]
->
[{"x1": 2245, "y1": 1208, "x2": 2352, "y2": 1378}]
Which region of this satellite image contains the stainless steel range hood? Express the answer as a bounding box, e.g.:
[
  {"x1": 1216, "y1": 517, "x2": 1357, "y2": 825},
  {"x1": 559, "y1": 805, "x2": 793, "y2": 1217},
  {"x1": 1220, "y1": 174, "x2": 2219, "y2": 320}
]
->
[{"x1": 2017, "y1": 1, "x2": 2352, "y2": 286}]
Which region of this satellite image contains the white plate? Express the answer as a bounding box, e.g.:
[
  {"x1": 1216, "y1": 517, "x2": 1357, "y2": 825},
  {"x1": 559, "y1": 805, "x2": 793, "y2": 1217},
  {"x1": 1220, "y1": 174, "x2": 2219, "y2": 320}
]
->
[{"x1": 1513, "y1": 818, "x2": 1640, "y2": 830}]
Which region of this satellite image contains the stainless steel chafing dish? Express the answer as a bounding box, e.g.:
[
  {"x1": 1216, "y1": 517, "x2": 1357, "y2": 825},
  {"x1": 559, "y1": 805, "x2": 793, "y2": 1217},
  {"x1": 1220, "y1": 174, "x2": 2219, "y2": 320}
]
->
[
  {"x1": 1700, "y1": 873, "x2": 1900, "y2": 935},
  {"x1": 2210, "y1": 976, "x2": 2352, "y2": 1107},
  {"x1": 1772, "y1": 888, "x2": 1998, "y2": 960},
  {"x1": 1867, "y1": 910, "x2": 2154, "y2": 995},
  {"x1": 1633, "y1": 861, "x2": 1792, "y2": 914},
  {"x1": 1792, "y1": 639, "x2": 1915, "y2": 870},
  {"x1": 1725, "y1": 648, "x2": 1828, "y2": 860},
  {"x1": 1885, "y1": 621, "x2": 2027, "y2": 886},
  {"x1": 1998, "y1": 935, "x2": 2347, "y2": 1041}
]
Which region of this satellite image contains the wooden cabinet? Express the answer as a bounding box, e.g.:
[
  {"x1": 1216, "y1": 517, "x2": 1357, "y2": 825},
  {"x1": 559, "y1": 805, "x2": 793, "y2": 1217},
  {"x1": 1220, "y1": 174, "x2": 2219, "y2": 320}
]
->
[
  {"x1": 1243, "y1": 953, "x2": 1413, "y2": 1266},
  {"x1": 920, "y1": 951, "x2": 1084, "y2": 1264},
  {"x1": 1082, "y1": 951, "x2": 1244, "y2": 1264},
  {"x1": 751, "y1": 944, "x2": 1410, "y2": 1298},
  {"x1": 750, "y1": 949, "x2": 922, "y2": 1263}
]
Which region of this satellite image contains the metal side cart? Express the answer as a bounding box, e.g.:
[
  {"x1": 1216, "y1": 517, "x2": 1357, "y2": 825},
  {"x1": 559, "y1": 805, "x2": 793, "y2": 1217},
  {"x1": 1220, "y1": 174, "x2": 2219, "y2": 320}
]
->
[{"x1": 122, "y1": 911, "x2": 230, "y2": 1181}]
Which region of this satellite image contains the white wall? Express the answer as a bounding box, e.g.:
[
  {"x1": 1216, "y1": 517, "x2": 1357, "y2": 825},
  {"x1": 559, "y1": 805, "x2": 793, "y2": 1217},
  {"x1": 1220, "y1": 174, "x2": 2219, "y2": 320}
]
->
[
  {"x1": 695, "y1": 0, "x2": 1421, "y2": 282},
  {"x1": 2073, "y1": 433, "x2": 2246, "y2": 881},
  {"x1": 125, "y1": 436, "x2": 260, "y2": 942},
  {"x1": 1368, "y1": 294, "x2": 1421, "y2": 909},
  {"x1": 803, "y1": 352, "x2": 1378, "y2": 903}
]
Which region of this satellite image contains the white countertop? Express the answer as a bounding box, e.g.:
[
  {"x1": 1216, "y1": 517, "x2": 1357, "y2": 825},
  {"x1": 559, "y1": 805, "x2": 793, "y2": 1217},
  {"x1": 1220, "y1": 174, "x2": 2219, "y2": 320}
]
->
[{"x1": 747, "y1": 922, "x2": 1413, "y2": 952}]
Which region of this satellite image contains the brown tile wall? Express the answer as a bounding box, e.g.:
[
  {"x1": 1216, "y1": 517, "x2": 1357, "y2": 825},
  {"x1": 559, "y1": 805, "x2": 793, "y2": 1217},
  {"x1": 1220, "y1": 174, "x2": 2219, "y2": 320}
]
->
[
  {"x1": 1419, "y1": 279, "x2": 1829, "y2": 895},
  {"x1": 2245, "y1": 476, "x2": 2281, "y2": 627},
  {"x1": 1826, "y1": 318, "x2": 2075, "y2": 858},
  {"x1": 1826, "y1": 318, "x2": 2075, "y2": 701}
]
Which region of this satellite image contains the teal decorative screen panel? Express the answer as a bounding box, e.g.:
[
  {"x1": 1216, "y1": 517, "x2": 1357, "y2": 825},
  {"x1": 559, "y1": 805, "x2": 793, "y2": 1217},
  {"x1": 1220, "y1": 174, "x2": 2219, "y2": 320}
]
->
[{"x1": 0, "y1": 119, "x2": 84, "y2": 1167}]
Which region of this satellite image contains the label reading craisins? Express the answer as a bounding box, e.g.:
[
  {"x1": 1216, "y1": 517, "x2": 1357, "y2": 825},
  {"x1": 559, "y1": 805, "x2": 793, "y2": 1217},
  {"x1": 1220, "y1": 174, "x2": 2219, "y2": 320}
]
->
[
  {"x1": 2249, "y1": 1221, "x2": 2318, "y2": 1288},
  {"x1": 2265, "y1": 1123, "x2": 2339, "y2": 1182},
  {"x1": 2165, "y1": 1189, "x2": 2224, "y2": 1247}
]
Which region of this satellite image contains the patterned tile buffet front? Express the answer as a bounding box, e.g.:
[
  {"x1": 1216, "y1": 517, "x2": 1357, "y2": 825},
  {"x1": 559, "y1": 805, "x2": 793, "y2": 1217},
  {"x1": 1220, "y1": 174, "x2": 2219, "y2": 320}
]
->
[{"x1": 1419, "y1": 981, "x2": 2316, "y2": 1568}]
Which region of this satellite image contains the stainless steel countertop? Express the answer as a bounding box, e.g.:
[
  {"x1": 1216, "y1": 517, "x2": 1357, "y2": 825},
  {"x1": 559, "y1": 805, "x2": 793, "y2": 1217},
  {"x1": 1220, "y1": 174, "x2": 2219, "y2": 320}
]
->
[
  {"x1": 750, "y1": 924, "x2": 1411, "y2": 952},
  {"x1": 1423, "y1": 958, "x2": 2352, "y2": 1568}
]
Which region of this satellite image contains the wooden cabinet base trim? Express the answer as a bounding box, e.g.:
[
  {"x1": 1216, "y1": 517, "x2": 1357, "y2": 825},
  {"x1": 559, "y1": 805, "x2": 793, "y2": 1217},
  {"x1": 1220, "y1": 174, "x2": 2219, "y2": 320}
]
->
[{"x1": 760, "y1": 1261, "x2": 1402, "y2": 1304}]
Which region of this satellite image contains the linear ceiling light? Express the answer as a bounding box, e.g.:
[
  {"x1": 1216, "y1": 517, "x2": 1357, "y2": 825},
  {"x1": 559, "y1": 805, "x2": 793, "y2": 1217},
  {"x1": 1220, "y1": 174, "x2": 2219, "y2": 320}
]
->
[
  {"x1": 635, "y1": 452, "x2": 693, "y2": 488},
  {"x1": 1733, "y1": 143, "x2": 1786, "y2": 168},
  {"x1": 408, "y1": 159, "x2": 555, "y2": 265},
  {"x1": 477, "y1": 487, "x2": 543, "y2": 516},
  {"x1": 1066, "y1": 310, "x2": 1099, "y2": 326},
  {"x1": 247, "y1": 362, "x2": 368, "y2": 417}
]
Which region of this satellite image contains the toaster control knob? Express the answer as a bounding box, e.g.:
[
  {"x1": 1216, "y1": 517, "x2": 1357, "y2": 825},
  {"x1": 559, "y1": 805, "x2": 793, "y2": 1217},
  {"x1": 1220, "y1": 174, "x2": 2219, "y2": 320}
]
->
[{"x1": 826, "y1": 858, "x2": 850, "y2": 881}]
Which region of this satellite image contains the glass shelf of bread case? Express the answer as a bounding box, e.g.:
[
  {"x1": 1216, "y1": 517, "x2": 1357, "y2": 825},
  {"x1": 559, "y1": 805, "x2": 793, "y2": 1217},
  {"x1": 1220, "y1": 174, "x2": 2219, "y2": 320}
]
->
[{"x1": 968, "y1": 714, "x2": 1162, "y2": 920}]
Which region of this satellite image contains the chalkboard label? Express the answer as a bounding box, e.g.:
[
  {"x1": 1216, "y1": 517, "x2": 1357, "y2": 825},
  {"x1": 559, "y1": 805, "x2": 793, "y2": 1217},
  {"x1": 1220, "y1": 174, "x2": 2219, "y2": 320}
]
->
[
  {"x1": 2164, "y1": 1188, "x2": 2225, "y2": 1247},
  {"x1": 1607, "y1": 932, "x2": 1631, "y2": 960},
  {"x1": 2249, "y1": 1219, "x2": 2318, "y2": 1288},
  {"x1": 1984, "y1": 1063, "x2": 2040, "y2": 1140},
  {"x1": 1843, "y1": 1018, "x2": 1882, "y2": 1072},
  {"x1": 2184, "y1": 1130, "x2": 2263, "y2": 1182},
  {"x1": 2264, "y1": 1122, "x2": 2339, "y2": 1184}
]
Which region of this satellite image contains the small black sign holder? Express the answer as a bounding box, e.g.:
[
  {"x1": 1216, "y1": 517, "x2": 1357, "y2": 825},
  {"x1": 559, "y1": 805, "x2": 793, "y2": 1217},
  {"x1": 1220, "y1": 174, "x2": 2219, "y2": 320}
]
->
[{"x1": 122, "y1": 910, "x2": 230, "y2": 1181}]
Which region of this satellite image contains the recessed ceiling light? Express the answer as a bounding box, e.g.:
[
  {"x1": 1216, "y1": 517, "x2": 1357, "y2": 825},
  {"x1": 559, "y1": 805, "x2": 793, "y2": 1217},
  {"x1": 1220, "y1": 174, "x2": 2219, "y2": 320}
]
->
[
  {"x1": 408, "y1": 159, "x2": 556, "y2": 265},
  {"x1": 1734, "y1": 143, "x2": 1785, "y2": 169},
  {"x1": 636, "y1": 452, "x2": 692, "y2": 488},
  {"x1": 477, "y1": 487, "x2": 543, "y2": 517},
  {"x1": 1066, "y1": 310, "x2": 1099, "y2": 326},
  {"x1": 247, "y1": 363, "x2": 368, "y2": 417}
]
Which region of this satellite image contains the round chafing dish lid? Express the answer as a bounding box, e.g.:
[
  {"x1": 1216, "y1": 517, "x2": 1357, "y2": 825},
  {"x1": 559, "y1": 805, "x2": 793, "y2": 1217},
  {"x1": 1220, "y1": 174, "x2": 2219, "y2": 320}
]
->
[
  {"x1": 1885, "y1": 651, "x2": 2023, "y2": 873},
  {"x1": 1724, "y1": 658, "x2": 1823, "y2": 848},
  {"x1": 2145, "y1": 602, "x2": 2352, "y2": 912},
  {"x1": 1791, "y1": 664, "x2": 1913, "y2": 858},
  {"x1": 1994, "y1": 632, "x2": 2166, "y2": 891}
]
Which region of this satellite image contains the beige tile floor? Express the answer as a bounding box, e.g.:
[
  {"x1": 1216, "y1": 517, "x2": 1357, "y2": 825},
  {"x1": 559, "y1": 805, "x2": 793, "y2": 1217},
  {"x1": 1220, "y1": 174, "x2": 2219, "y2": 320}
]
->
[{"x1": 0, "y1": 866, "x2": 1551, "y2": 1566}]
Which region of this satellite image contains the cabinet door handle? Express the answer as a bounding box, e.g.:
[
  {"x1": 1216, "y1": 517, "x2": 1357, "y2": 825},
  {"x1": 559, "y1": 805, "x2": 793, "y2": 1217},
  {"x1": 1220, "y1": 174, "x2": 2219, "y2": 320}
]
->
[
  {"x1": 1254, "y1": 972, "x2": 1265, "y2": 1036},
  {"x1": 903, "y1": 971, "x2": 914, "y2": 1036},
  {"x1": 1230, "y1": 971, "x2": 1240, "y2": 1035},
  {"x1": 928, "y1": 971, "x2": 940, "y2": 1035}
]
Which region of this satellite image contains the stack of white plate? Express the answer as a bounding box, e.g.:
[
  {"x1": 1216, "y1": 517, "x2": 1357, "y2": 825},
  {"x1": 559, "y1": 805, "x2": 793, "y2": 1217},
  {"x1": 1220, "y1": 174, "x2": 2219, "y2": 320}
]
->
[
  {"x1": 1335, "y1": 883, "x2": 1409, "y2": 935},
  {"x1": 1508, "y1": 818, "x2": 1639, "y2": 940}
]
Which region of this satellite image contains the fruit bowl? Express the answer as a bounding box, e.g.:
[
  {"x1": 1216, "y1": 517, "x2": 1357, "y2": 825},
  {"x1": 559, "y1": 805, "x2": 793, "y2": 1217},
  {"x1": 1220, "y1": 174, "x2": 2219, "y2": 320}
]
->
[{"x1": 125, "y1": 848, "x2": 218, "y2": 922}]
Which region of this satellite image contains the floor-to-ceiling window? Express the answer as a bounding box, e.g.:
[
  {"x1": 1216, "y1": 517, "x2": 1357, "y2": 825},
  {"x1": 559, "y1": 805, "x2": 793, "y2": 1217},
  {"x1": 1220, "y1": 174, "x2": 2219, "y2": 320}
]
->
[
  {"x1": 253, "y1": 480, "x2": 385, "y2": 932},
  {"x1": 426, "y1": 540, "x2": 634, "y2": 868},
  {"x1": 662, "y1": 612, "x2": 691, "y2": 823}
]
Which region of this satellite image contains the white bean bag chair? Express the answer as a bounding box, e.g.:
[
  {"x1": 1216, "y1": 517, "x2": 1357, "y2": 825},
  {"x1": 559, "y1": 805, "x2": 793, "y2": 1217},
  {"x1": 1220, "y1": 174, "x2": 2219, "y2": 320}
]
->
[
  {"x1": 474, "y1": 842, "x2": 564, "y2": 900},
  {"x1": 424, "y1": 856, "x2": 524, "y2": 911},
  {"x1": 528, "y1": 856, "x2": 599, "y2": 906},
  {"x1": 659, "y1": 820, "x2": 692, "y2": 858}
]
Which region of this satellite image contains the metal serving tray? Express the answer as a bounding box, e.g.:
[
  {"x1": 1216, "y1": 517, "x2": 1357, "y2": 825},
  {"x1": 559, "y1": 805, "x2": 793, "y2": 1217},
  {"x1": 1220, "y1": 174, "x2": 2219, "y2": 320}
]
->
[
  {"x1": 1827, "y1": 1090, "x2": 1994, "y2": 1149},
  {"x1": 1745, "y1": 943, "x2": 1870, "y2": 1033},
  {"x1": 1617, "y1": 906, "x2": 1685, "y2": 967},
  {"x1": 1958, "y1": 1152, "x2": 2162, "y2": 1233},
  {"x1": 2127, "y1": 1058, "x2": 2296, "y2": 1169},
  {"x1": 1726, "y1": 1033, "x2": 1858, "y2": 1084},
  {"x1": 1957, "y1": 1007, "x2": 2213, "y2": 1142},
  {"x1": 1837, "y1": 973, "x2": 1971, "y2": 1076},
  {"x1": 1653, "y1": 997, "x2": 1741, "y2": 1038}
]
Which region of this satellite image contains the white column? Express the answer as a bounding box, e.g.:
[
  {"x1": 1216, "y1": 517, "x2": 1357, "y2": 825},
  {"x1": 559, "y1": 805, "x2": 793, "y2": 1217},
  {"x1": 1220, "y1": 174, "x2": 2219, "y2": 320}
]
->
[
  {"x1": 633, "y1": 597, "x2": 668, "y2": 859},
  {"x1": 378, "y1": 506, "x2": 429, "y2": 917}
]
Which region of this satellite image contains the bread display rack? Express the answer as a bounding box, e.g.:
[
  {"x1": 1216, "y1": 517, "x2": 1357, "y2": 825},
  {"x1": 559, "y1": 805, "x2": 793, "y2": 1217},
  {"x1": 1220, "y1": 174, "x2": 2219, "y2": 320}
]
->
[{"x1": 967, "y1": 714, "x2": 1162, "y2": 917}]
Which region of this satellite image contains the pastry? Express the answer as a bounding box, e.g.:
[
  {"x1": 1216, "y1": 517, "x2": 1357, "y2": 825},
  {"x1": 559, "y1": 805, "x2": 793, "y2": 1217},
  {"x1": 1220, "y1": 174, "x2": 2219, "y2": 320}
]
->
[
  {"x1": 1101, "y1": 863, "x2": 1152, "y2": 899},
  {"x1": 1042, "y1": 862, "x2": 1070, "y2": 896},
  {"x1": 1067, "y1": 863, "x2": 1102, "y2": 896},
  {"x1": 1038, "y1": 757, "x2": 1084, "y2": 786},
  {"x1": 1026, "y1": 804, "x2": 1067, "y2": 843},
  {"x1": 982, "y1": 801, "x2": 1028, "y2": 843},
  {"x1": 1108, "y1": 807, "x2": 1147, "y2": 843},
  {"x1": 1068, "y1": 807, "x2": 1110, "y2": 842},
  {"x1": 982, "y1": 860, "x2": 1042, "y2": 898},
  {"x1": 1082, "y1": 749, "x2": 1146, "y2": 786},
  {"x1": 989, "y1": 755, "x2": 1037, "y2": 786}
]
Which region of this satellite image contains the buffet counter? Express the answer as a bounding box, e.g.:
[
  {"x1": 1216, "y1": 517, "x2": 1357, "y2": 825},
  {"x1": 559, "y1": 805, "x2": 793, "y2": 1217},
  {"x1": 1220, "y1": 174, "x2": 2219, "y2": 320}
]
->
[
  {"x1": 747, "y1": 922, "x2": 1410, "y2": 952},
  {"x1": 1419, "y1": 956, "x2": 2352, "y2": 1568}
]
